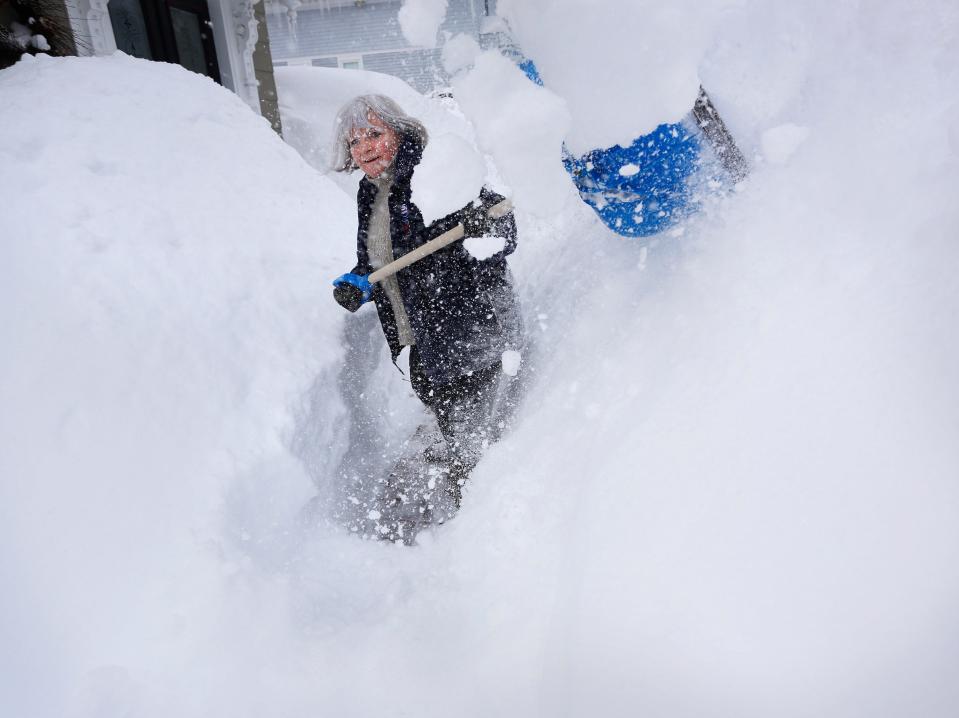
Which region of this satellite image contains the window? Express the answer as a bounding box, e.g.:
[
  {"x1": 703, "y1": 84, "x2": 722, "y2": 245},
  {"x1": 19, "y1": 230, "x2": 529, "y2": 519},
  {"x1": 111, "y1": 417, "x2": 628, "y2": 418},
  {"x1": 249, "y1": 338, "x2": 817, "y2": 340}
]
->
[{"x1": 338, "y1": 54, "x2": 363, "y2": 70}]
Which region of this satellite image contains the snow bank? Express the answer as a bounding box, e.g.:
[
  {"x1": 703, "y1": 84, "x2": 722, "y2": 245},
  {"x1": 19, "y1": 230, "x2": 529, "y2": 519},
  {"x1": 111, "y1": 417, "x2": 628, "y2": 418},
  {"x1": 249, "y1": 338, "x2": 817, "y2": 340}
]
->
[
  {"x1": 0, "y1": 53, "x2": 356, "y2": 717},
  {"x1": 761, "y1": 122, "x2": 810, "y2": 164},
  {"x1": 452, "y1": 1, "x2": 959, "y2": 714}
]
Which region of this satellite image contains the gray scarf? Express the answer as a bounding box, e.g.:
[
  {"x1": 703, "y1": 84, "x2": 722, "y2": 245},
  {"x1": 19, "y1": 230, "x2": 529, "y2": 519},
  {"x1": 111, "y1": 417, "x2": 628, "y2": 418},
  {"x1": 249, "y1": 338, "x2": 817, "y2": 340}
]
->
[{"x1": 367, "y1": 172, "x2": 415, "y2": 346}]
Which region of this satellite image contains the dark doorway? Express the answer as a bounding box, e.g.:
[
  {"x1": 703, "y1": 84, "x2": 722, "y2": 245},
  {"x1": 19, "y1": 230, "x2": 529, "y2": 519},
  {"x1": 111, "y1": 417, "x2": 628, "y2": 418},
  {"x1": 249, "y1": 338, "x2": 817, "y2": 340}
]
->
[{"x1": 109, "y1": 0, "x2": 221, "y2": 83}]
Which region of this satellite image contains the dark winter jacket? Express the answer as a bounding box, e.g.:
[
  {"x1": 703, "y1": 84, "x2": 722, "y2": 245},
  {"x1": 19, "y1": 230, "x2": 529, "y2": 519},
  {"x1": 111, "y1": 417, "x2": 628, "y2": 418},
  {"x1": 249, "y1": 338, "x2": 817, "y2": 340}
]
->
[{"x1": 350, "y1": 134, "x2": 520, "y2": 384}]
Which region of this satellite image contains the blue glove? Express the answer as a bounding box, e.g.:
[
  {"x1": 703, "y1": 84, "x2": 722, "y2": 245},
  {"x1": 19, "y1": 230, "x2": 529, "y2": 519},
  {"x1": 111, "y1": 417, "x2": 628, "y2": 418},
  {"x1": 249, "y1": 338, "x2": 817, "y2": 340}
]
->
[{"x1": 332, "y1": 273, "x2": 373, "y2": 312}]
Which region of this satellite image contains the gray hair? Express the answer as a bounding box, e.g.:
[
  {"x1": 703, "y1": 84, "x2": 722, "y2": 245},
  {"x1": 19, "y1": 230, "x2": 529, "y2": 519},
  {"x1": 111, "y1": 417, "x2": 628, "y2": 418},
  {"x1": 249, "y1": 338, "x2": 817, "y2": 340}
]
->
[{"x1": 330, "y1": 94, "x2": 429, "y2": 173}]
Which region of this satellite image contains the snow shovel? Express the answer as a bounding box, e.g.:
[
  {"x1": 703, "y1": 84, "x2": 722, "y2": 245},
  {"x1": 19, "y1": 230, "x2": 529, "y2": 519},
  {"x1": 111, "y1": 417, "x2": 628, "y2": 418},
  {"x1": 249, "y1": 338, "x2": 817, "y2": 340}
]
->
[
  {"x1": 333, "y1": 198, "x2": 513, "y2": 312},
  {"x1": 516, "y1": 56, "x2": 747, "y2": 237}
]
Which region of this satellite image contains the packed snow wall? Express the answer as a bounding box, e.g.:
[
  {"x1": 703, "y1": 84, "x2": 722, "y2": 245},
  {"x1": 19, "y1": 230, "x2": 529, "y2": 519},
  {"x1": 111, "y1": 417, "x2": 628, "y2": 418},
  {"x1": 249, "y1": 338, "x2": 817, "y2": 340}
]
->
[{"x1": 0, "y1": 53, "x2": 361, "y2": 717}]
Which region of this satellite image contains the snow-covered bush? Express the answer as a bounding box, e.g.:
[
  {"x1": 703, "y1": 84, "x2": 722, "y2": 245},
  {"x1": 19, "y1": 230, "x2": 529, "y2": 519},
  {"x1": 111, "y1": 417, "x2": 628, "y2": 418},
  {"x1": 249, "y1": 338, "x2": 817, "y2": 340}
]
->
[{"x1": 0, "y1": 0, "x2": 70, "y2": 69}]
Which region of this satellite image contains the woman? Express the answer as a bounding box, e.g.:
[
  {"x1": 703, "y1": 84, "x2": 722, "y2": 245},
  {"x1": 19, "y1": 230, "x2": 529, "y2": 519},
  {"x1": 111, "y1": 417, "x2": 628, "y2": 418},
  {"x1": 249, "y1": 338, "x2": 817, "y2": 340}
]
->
[{"x1": 331, "y1": 95, "x2": 521, "y2": 509}]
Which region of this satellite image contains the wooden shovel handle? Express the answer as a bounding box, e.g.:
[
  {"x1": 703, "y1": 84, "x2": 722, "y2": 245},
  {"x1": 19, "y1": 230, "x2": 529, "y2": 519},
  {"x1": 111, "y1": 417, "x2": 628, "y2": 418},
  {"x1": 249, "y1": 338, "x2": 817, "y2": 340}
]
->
[{"x1": 368, "y1": 198, "x2": 513, "y2": 285}]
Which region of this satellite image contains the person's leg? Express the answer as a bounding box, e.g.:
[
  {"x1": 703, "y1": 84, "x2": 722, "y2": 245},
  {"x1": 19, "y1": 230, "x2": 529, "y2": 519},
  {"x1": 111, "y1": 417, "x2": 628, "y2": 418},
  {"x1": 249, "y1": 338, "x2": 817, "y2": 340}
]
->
[
  {"x1": 409, "y1": 348, "x2": 502, "y2": 508},
  {"x1": 407, "y1": 347, "x2": 447, "y2": 464},
  {"x1": 407, "y1": 346, "x2": 433, "y2": 408},
  {"x1": 430, "y1": 362, "x2": 501, "y2": 508}
]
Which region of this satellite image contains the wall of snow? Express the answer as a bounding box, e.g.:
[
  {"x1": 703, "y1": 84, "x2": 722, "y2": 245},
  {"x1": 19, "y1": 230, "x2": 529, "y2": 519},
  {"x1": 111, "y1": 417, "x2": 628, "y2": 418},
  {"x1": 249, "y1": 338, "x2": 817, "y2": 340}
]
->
[
  {"x1": 0, "y1": 53, "x2": 357, "y2": 717},
  {"x1": 452, "y1": 1, "x2": 959, "y2": 714}
]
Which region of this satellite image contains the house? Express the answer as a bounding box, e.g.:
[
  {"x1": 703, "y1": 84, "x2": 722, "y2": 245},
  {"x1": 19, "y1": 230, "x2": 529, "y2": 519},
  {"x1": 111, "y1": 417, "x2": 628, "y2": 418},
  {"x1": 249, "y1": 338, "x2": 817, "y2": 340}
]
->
[
  {"x1": 1, "y1": 0, "x2": 283, "y2": 132},
  {"x1": 265, "y1": 0, "x2": 507, "y2": 94},
  {"x1": 1, "y1": 0, "x2": 506, "y2": 133}
]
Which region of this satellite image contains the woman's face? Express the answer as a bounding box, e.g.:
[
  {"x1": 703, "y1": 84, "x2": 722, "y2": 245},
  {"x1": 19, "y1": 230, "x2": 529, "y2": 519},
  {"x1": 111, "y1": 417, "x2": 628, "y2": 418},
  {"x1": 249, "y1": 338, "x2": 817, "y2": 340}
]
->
[{"x1": 349, "y1": 114, "x2": 400, "y2": 178}]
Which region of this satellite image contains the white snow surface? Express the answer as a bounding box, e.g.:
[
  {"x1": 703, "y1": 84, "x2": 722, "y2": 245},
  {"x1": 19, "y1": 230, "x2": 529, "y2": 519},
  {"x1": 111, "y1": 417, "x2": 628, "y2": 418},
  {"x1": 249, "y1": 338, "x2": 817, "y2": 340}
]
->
[
  {"x1": 761, "y1": 122, "x2": 811, "y2": 164},
  {"x1": 1, "y1": 53, "x2": 357, "y2": 717},
  {"x1": 3, "y1": 2, "x2": 959, "y2": 717}
]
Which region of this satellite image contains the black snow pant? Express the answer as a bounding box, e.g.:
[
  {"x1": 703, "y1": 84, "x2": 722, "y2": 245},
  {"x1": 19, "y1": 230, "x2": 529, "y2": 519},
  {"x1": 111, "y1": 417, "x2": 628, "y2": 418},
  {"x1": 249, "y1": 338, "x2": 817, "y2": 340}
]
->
[{"x1": 408, "y1": 346, "x2": 501, "y2": 507}]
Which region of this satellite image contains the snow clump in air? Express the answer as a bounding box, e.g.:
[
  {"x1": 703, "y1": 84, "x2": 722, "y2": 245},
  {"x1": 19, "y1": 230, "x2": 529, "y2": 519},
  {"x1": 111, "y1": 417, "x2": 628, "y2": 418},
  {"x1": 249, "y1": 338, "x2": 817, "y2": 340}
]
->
[
  {"x1": 411, "y1": 133, "x2": 486, "y2": 224},
  {"x1": 397, "y1": 0, "x2": 448, "y2": 48},
  {"x1": 500, "y1": 349, "x2": 522, "y2": 377},
  {"x1": 441, "y1": 33, "x2": 481, "y2": 75},
  {"x1": 463, "y1": 233, "x2": 508, "y2": 260},
  {"x1": 451, "y1": 50, "x2": 574, "y2": 216}
]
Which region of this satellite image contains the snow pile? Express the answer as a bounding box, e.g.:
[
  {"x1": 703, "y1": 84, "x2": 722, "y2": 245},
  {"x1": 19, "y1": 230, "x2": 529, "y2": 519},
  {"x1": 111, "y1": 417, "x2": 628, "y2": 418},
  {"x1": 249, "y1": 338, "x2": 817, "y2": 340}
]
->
[
  {"x1": 699, "y1": 2, "x2": 820, "y2": 142},
  {"x1": 397, "y1": 0, "x2": 448, "y2": 48},
  {"x1": 0, "y1": 53, "x2": 356, "y2": 717},
  {"x1": 498, "y1": 0, "x2": 735, "y2": 153},
  {"x1": 761, "y1": 122, "x2": 810, "y2": 164},
  {"x1": 450, "y1": 51, "x2": 573, "y2": 216},
  {"x1": 448, "y1": 1, "x2": 959, "y2": 714}
]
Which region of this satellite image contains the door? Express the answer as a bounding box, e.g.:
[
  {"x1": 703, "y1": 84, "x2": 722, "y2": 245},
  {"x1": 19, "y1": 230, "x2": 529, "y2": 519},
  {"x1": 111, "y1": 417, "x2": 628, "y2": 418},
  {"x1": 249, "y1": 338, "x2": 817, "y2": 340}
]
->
[{"x1": 110, "y1": 0, "x2": 222, "y2": 83}]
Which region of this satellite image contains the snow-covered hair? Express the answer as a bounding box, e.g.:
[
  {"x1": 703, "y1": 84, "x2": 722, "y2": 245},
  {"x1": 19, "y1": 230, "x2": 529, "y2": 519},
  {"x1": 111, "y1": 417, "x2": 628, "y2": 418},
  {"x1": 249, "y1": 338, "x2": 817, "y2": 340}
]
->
[{"x1": 330, "y1": 94, "x2": 429, "y2": 173}]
